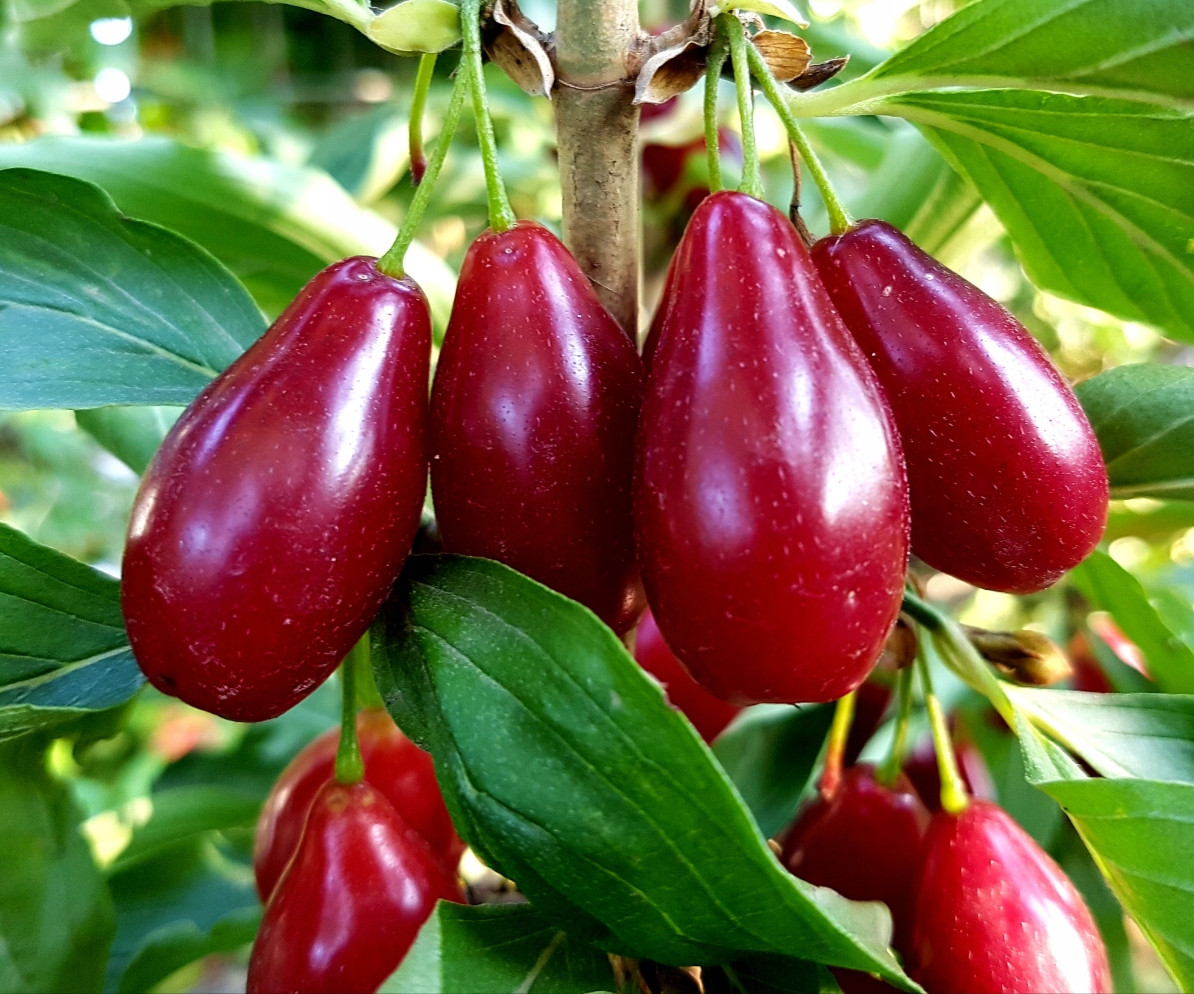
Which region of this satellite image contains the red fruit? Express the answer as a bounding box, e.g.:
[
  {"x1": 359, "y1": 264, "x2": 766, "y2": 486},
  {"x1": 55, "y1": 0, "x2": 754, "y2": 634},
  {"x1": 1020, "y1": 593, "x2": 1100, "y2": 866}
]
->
[
  {"x1": 909, "y1": 800, "x2": 1111, "y2": 994},
  {"x1": 635, "y1": 192, "x2": 910, "y2": 704},
  {"x1": 634, "y1": 609, "x2": 741, "y2": 742},
  {"x1": 122, "y1": 257, "x2": 431, "y2": 721},
  {"x1": 247, "y1": 780, "x2": 464, "y2": 994},
  {"x1": 813, "y1": 220, "x2": 1108, "y2": 594},
  {"x1": 254, "y1": 708, "x2": 463, "y2": 902},
  {"x1": 903, "y1": 735, "x2": 996, "y2": 812},
  {"x1": 782, "y1": 765, "x2": 929, "y2": 952},
  {"x1": 430, "y1": 222, "x2": 645, "y2": 633}
]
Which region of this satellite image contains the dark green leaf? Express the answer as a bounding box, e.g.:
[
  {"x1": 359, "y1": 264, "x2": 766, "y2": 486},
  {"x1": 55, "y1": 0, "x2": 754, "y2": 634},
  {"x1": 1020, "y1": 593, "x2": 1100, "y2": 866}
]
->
[
  {"x1": 309, "y1": 106, "x2": 410, "y2": 204},
  {"x1": 879, "y1": 90, "x2": 1194, "y2": 341},
  {"x1": 381, "y1": 903, "x2": 614, "y2": 994},
  {"x1": 0, "y1": 739, "x2": 115, "y2": 993},
  {"x1": 1036, "y1": 777, "x2": 1194, "y2": 989},
  {"x1": 1075, "y1": 365, "x2": 1194, "y2": 500},
  {"x1": 0, "y1": 137, "x2": 457, "y2": 325},
  {"x1": 1069, "y1": 551, "x2": 1194, "y2": 694},
  {"x1": 0, "y1": 522, "x2": 143, "y2": 742},
  {"x1": 372, "y1": 556, "x2": 909, "y2": 984},
  {"x1": 117, "y1": 904, "x2": 258, "y2": 994},
  {"x1": 712, "y1": 703, "x2": 833, "y2": 839},
  {"x1": 74, "y1": 406, "x2": 178, "y2": 476},
  {"x1": 1006, "y1": 687, "x2": 1194, "y2": 782},
  {"x1": 0, "y1": 168, "x2": 265, "y2": 411}
]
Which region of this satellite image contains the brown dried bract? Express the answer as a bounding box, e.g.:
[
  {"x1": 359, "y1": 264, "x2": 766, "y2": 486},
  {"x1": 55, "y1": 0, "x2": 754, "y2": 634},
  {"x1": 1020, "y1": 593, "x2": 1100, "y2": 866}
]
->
[
  {"x1": 484, "y1": 0, "x2": 555, "y2": 98},
  {"x1": 788, "y1": 56, "x2": 849, "y2": 90},
  {"x1": 751, "y1": 29, "x2": 811, "y2": 82},
  {"x1": 632, "y1": 0, "x2": 713, "y2": 105}
]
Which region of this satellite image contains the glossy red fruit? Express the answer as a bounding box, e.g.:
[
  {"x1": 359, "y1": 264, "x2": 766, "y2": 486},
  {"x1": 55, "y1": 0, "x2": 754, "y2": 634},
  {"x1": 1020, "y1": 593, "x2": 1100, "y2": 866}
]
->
[
  {"x1": 634, "y1": 609, "x2": 741, "y2": 742},
  {"x1": 430, "y1": 222, "x2": 645, "y2": 633},
  {"x1": 635, "y1": 192, "x2": 910, "y2": 704},
  {"x1": 782, "y1": 765, "x2": 929, "y2": 952},
  {"x1": 812, "y1": 220, "x2": 1108, "y2": 594},
  {"x1": 909, "y1": 800, "x2": 1111, "y2": 993},
  {"x1": 254, "y1": 708, "x2": 463, "y2": 902},
  {"x1": 247, "y1": 779, "x2": 464, "y2": 994},
  {"x1": 122, "y1": 257, "x2": 431, "y2": 721}
]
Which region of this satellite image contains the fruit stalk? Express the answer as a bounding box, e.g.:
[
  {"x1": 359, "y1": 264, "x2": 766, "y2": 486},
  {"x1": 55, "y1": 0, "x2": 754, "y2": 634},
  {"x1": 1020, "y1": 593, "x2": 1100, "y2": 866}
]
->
[
  {"x1": 335, "y1": 639, "x2": 368, "y2": 785},
  {"x1": 554, "y1": 0, "x2": 640, "y2": 336}
]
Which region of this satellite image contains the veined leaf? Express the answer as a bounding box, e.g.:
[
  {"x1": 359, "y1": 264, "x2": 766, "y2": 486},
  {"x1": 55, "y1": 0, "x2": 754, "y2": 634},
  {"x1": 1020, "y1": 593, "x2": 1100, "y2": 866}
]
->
[
  {"x1": 381, "y1": 903, "x2": 614, "y2": 994},
  {"x1": 0, "y1": 168, "x2": 265, "y2": 411},
  {"x1": 0, "y1": 523, "x2": 143, "y2": 742},
  {"x1": 372, "y1": 556, "x2": 912, "y2": 984},
  {"x1": 1076, "y1": 364, "x2": 1194, "y2": 500}
]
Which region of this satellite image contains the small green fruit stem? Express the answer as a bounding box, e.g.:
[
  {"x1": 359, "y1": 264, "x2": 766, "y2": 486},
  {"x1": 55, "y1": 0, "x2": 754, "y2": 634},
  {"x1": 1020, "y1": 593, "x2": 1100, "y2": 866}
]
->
[
  {"x1": 377, "y1": 67, "x2": 469, "y2": 278},
  {"x1": 875, "y1": 664, "x2": 915, "y2": 787},
  {"x1": 703, "y1": 33, "x2": 729, "y2": 194},
  {"x1": 408, "y1": 53, "x2": 438, "y2": 186},
  {"x1": 462, "y1": 0, "x2": 515, "y2": 233},
  {"x1": 901, "y1": 589, "x2": 1016, "y2": 726},
  {"x1": 744, "y1": 41, "x2": 851, "y2": 235},
  {"x1": 722, "y1": 14, "x2": 763, "y2": 200},
  {"x1": 818, "y1": 691, "x2": 855, "y2": 797},
  {"x1": 915, "y1": 651, "x2": 969, "y2": 815},
  {"x1": 334, "y1": 637, "x2": 370, "y2": 785}
]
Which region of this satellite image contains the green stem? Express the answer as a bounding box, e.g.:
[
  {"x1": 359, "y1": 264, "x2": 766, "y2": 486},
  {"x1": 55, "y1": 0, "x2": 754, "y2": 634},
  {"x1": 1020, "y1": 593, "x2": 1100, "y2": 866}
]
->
[
  {"x1": 818, "y1": 691, "x2": 855, "y2": 797},
  {"x1": 334, "y1": 638, "x2": 369, "y2": 785},
  {"x1": 876, "y1": 664, "x2": 915, "y2": 786},
  {"x1": 722, "y1": 14, "x2": 762, "y2": 200},
  {"x1": 901, "y1": 589, "x2": 1016, "y2": 726},
  {"x1": 745, "y1": 41, "x2": 851, "y2": 233},
  {"x1": 917, "y1": 653, "x2": 969, "y2": 815},
  {"x1": 462, "y1": 0, "x2": 515, "y2": 232},
  {"x1": 408, "y1": 53, "x2": 438, "y2": 185},
  {"x1": 703, "y1": 33, "x2": 728, "y2": 194},
  {"x1": 377, "y1": 68, "x2": 469, "y2": 278}
]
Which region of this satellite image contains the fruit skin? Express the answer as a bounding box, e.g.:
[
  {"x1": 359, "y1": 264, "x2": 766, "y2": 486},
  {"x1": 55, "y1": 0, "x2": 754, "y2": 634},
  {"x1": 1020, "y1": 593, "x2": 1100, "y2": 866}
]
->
[
  {"x1": 781, "y1": 765, "x2": 929, "y2": 953},
  {"x1": 253, "y1": 708, "x2": 463, "y2": 902},
  {"x1": 635, "y1": 191, "x2": 910, "y2": 704},
  {"x1": 909, "y1": 800, "x2": 1112, "y2": 994},
  {"x1": 247, "y1": 779, "x2": 464, "y2": 994},
  {"x1": 430, "y1": 221, "x2": 645, "y2": 633},
  {"x1": 122, "y1": 257, "x2": 431, "y2": 721},
  {"x1": 812, "y1": 220, "x2": 1108, "y2": 594},
  {"x1": 634, "y1": 609, "x2": 741, "y2": 743}
]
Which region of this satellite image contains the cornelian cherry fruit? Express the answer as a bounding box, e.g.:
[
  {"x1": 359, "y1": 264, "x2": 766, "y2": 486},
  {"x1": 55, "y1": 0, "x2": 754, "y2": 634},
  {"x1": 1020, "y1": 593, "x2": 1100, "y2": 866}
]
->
[
  {"x1": 909, "y1": 800, "x2": 1111, "y2": 993},
  {"x1": 430, "y1": 221, "x2": 645, "y2": 633},
  {"x1": 247, "y1": 779, "x2": 464, "y2": 994},
  {"x1": 253, "y1": 708, "x2": 463, "y2": 902},
  {"x1": 635, "y1": 192, "x2": 910, "y2": 704},
  {"x1": 813, "y1": 220, "x2": 1108, "y2": 594},
  {"x1": 121, "y1": 257, "x2": 431, "y2": 721}
]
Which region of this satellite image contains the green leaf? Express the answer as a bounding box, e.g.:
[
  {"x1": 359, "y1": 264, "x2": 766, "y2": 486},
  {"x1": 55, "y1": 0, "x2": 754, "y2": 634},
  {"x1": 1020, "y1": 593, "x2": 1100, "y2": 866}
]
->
[
  {"x1": 1036, "y1": 777, "x2": 1194, "y2": 990},
  {"x1": 712, "y1": 704, "x2": 833, "y2": 840},
  {"x1": 712, "y1": 954, "x2": 836, "y2": 993},
  {"x1": 368, "y1": 0, "x2": 462, "y2": 56},
  {"x1": 712, "y1": 0, "x2": 808, "y2": 28},
  {"x1": 74, "y1": 406, "x2": 178, "y2": 476},
  {"x1": 1006, "y1": 687, "x2": 1194, "y2": 782},
  {"x1": 1075, "y1": 364, "x2": 1194, "y2": 500},
  {"x1": 842, "y1": 0, "x2": 1194, "y2": 105},
  {"x1": 372, "y1": 556, "x2": 910, "y2": 984},
  {"x1": 0, "y1": 137, "x2": 457, "y2": 326},
  {"x1": 0, "y1": 522, "x2": 143, "y2": 742},
  {"x1": 117, "y1": 904, "x2": 259, "y2": 994},
  {"x1": 381, "y1": 903, "x2": 614, "y2": 994},
  {"x1": 876, "y1": 89, "x2": 1194, "y2": 342},
  {"x1": 1068, "y1": 551, "x2": 1194, "y2": 694},
  {"x1": 0, "y1": 739, "x2": 115, "y2": 993},
  {"x1": 309, "y1": 106, "x2": 411, "y2": 205},
  {"x1": 0, "y1": 168, "x2": 265, "y2": 412}
]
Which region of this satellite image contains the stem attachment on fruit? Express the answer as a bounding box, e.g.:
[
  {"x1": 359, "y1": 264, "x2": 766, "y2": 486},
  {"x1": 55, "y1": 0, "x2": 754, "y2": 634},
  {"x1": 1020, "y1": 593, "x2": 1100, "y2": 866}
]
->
[
  {"x1": 334, "y1": 637, "x2": 369, "y2": 785},
  {"x1": 916, "y1": 653, "x2": 969, "y2": 815},
  {"x1": 703, "y1": 32, "x2": 728, "y2": 194},
  {"x1": 377, "y1": 69, "x2": 468, "y2": 278},
  {"x1": 723, "y1": 14, "x2": 763, "y2": 200},
  {"x1": 463, "y1": 0, "x2": 515, "y2": 233},
  {"x1": 876, "y1": 664, "x2": 914, "y2": 787},
  {"x1": 408, "y1": 53, "x2": 438, "y2": 186},
  {"x1": 745, "y1": 41, "x2": 851, "y2": 235},
  {"x1": 819, "y1": 691, "x2": 855, "y2": 798}
]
